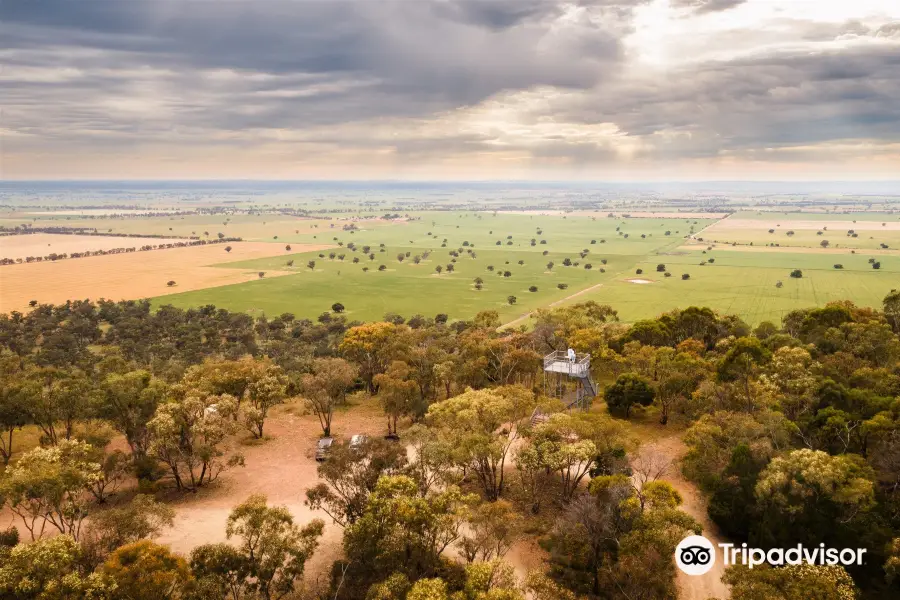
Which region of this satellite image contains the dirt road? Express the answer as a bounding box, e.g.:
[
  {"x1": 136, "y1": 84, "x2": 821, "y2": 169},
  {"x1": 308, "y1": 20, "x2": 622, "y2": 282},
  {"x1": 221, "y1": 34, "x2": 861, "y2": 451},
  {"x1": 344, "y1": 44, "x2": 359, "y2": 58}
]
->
[{"x1": 638, "y1": 435, "x2": 730, "y2": 600}]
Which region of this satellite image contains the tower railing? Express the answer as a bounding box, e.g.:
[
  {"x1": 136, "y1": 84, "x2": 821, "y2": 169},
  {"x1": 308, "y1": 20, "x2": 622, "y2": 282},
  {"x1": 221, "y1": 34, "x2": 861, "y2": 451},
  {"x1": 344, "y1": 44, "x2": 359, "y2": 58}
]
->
[{"x1": 542, "y1": 350, "x2": 591, "y2": 378}]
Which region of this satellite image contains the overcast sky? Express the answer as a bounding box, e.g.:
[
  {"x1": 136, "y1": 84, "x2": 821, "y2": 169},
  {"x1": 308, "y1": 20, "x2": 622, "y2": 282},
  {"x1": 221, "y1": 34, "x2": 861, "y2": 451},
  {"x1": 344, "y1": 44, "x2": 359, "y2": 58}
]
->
[{"x1": 1, "y1": 0, "x2": 899, "y2": 181}]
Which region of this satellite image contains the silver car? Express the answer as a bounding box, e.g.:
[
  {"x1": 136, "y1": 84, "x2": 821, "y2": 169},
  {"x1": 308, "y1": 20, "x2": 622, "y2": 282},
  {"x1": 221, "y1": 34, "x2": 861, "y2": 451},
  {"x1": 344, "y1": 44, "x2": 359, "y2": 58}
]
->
[{"x1": 315, "y1": 437, "x2": 334, "y2": 461}]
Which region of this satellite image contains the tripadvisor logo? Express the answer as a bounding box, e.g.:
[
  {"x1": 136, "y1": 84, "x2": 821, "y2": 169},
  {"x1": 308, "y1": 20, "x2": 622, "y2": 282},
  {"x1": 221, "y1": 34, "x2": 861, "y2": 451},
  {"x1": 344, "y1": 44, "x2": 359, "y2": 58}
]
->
[
  {"x1": 676, "y1": 535, "x2": 716, "y2": 576},
  {"x1": 675, "y1": 535, "x2": 868, "y2": 576}
]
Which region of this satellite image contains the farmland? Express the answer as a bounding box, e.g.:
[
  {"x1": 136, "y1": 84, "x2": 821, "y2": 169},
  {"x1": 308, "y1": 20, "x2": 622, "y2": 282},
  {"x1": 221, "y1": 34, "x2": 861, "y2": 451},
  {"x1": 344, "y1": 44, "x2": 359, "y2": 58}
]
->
[
  {"x1": 153, "y1": 209, "x2": 898, "y2": 325},
  {"x1": 1, "y1": 183, "x2": 898, "y2": 326},
  {"x1": 0, "y1": 241, "x2": 330, "y2": 313}
]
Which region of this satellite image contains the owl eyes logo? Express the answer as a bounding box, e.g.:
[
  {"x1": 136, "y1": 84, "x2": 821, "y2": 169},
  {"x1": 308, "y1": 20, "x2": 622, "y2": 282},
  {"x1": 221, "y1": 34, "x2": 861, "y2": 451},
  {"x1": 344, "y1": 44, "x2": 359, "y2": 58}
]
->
[
  {"x1": 680, "y1": 545, "x2": 712, "y2": 566},
  {"x1": 676, "y1": 535, "x2": 716, "y2": 575}
]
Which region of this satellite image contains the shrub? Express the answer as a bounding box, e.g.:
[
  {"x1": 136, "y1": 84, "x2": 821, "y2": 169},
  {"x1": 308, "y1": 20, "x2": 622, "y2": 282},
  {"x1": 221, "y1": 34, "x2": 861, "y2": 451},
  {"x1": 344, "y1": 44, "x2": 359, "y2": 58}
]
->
[
  {"x1": 507, "y1": 296, "x2": 517, "y2": 305},
  {"x1": 656, "y1": 264, "x2": 666, "y2": 272},
  {"x1": 790, "y1": 269, "x2": 803, "y2": 278},
  {"x1": 681, "y1": 273, "x2": 690, "y2": 280},
  {"x1": 529, "y1": 286, "x2": 538, "y2": 292},
  {"x1": 833, "y1": 264, "x2": 844, "y2": 269},
  {"x1": 557, "y1": 283, "x2": 568, "y2": 290}
]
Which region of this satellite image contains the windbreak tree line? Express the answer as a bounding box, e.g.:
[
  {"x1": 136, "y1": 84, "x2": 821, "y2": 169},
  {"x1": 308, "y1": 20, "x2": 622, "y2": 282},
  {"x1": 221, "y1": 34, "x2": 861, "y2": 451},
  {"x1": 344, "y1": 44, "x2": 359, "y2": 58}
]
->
[{"x1": 0, "y1": 290, "x2": 898, "y2": 599}]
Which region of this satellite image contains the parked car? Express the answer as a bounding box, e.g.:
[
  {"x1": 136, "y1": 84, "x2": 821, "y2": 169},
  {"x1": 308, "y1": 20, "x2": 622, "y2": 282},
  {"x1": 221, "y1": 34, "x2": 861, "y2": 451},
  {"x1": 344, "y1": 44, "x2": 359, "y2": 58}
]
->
[
  {"x1": 315, "y1": 437, "x2": 334, "y2": 461},
  {"x1": 349, "y1": 434, "x2": 368, "y2": 451}
]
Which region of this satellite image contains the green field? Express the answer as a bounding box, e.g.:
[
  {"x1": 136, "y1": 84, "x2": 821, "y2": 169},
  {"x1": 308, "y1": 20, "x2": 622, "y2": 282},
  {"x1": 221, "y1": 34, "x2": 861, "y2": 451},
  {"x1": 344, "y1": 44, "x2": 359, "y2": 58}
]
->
[
  {"x1": 149, "y1": 211, "x2": 898, "y2": 325},
  {"x1": 155, "y1": 211, "x2": 704, "y2": 321}
]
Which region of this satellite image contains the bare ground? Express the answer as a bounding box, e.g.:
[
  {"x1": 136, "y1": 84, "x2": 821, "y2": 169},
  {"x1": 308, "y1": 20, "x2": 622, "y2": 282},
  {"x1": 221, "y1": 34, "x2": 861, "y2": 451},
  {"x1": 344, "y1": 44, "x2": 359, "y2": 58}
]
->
[{"x1": 636, "y1": 435, "x2": 730, "y2": 600}]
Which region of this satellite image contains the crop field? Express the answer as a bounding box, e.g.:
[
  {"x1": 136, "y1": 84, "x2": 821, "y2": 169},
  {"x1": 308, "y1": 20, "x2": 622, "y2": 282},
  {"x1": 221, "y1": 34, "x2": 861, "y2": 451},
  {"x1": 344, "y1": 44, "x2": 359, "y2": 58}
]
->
[
  {"x1": 696, "y1": 212, "x2": 900, "y2": 250},
  {"x1": 0, "y1": 233, "x2": 189, "y2": 261},
  {"x1": 0, "y1": 241, "x2": 330, "y2": 313}
]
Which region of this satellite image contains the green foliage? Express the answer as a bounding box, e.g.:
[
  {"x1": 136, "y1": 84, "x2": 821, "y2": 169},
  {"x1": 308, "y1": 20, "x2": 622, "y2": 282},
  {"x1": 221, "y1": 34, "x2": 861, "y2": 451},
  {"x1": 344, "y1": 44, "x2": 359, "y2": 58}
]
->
[
  {"x1": 102, "y1": 540, "x2": 191, "y2": 600},
  {"x1": 603, "y1": 373, "x2": 655, "y2": 418},
  {"x1": 0, "y1": 439, "x2": 102, "y2": 541}
]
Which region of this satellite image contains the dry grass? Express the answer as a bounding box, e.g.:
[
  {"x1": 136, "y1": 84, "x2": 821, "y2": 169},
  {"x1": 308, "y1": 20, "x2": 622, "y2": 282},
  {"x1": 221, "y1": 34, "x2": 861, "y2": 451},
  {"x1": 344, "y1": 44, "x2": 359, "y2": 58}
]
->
[
  {"x1": 0, "y1": 233, "x2": 188, "y2": 261},
  {"x1": 0, "y1": 241, "x2": 333, "y2": 313}
]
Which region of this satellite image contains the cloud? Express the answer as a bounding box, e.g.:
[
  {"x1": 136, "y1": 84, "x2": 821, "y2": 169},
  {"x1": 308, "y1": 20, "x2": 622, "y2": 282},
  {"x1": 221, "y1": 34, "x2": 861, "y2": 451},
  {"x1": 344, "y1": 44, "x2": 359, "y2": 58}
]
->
[
  {"x1": 0, "y1": 0, "x2": 898, "y2": 178},
  {"x1": 672, "y1": 0, "x2": 748, "y2": 14}
]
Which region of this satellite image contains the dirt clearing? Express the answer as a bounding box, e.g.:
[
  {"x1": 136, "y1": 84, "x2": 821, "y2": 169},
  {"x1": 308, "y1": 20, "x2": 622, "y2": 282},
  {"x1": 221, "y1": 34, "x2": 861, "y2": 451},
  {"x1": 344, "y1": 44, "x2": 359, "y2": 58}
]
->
[
  {"x1": 0, "y1": 233, "x2": 188, "y2": 261},
  {"x1": 0, "y1": 241, "x2": 332, "y2": 313}
]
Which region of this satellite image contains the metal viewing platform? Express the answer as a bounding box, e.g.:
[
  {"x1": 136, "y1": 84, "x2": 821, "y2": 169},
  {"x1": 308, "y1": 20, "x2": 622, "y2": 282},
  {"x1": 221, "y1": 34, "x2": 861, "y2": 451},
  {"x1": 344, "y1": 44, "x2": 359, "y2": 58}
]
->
[{"x1": 543, "y1": 350, "x2": 597, "y2": 410}]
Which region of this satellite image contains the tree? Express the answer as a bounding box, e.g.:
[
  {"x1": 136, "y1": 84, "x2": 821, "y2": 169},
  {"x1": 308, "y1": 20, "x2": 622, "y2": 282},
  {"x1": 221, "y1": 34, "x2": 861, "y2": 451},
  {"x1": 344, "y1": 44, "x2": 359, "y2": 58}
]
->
[
  {"x1": 300, "y1": 357, "x2": 357, "y2": 437},
  {"x1": 426, "y1": 386, "x2": 532, "y2": 500},
  {"x1": 718, "y1": 336, "x2": 771, "y2": 412},
  {"x1": 656, "y1": 263, "x2": 666, "y2": 272},
  {"x1": 99, "y1": 369, "x2": 167, "y2": 466},
  {"x1": 458, "y1": 500, "x2": 523, "y2": 563},
  {"x1": 218, "y1": 494, "x2": 324, "y2": 600},
  {"x1": 0, "y1": 535, "x2": 112, "y2": 599},
  {"x1": 681, "y1": 273, "x2": 690, "y2": 280},
  {"x1": 342, "y1": 476, "x2": 476, "y2": 594},
  {"x1": 820, "y1": 239, "x2": 830, "y2": 248},
  {"x1": 225, "y1": 246, "x2": 232, "y2": 252},
  {"x1": 147, "y1": 393, "x2": 244, "y2": 491},
  {"x1": 243, "y1": 369, "x2": 288, "y2": 439},
  {"x1": 374, "y1": 361, "x2": 418, "y2": 436},
  {"x1": 507, "y1": 296, "x2": 517, "y2": 305},
  {"x1": 0, "y1": 439, "x2": 102, "y2": 540},
  {"x1": 435, "y1": 265, "x2": 443, "y2": 274},
  {"x1": 167, "y1": 280, "x2": 177, "y2": 287},
  {"x1": 102, "y1": 540, "x2": 190, "y2": 600},
  {"x1": 340, "y1": 322, "x2": 398, "y2": 393},
  {"x1": 305, "y1": 437, "x2": 407, "y2": 527},
  {"x1": 332, "y1": 302, "x2": 345, "y2": 313},
  {"x1": 0, "y1": 356, "x2": 28, "y2": 465},
  {"x1": 19, "y1": 366, "x2": 95, "y2": 445},
  {"x1": 258, "y1": 272, "x2": 265, "y2": 279},
  {"x1": 723, "y1": 563, "x2": 858, "y2": 600},
  {"x1": 790, "y1": 269, "x2": 802, "y2": 278},
  {"x1": 604, "y1": 373, "x2": 655, "y2": 418},
  {"x1": 546, "y1": 261, "x2": 554, "y2": 270},
  {"x1": 307, "y1": 260, "x2": 316, "y2": 270},
  {"x1": 81, "y1": 495, "x2": 175, "y2": 568},
  {"x1": 528, "y1": 286, "x2": 538, "y2": 292},
  {"x1": 886, "y1": 289, "x2": 900, "y2": 333}
]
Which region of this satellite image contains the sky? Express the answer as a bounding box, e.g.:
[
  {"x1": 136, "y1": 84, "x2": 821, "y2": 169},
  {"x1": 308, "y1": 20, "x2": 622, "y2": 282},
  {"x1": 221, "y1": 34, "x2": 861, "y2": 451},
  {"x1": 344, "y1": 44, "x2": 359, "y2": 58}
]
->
[{"x1": 1, "y1": 0, "x2": 899, "y2": 181}]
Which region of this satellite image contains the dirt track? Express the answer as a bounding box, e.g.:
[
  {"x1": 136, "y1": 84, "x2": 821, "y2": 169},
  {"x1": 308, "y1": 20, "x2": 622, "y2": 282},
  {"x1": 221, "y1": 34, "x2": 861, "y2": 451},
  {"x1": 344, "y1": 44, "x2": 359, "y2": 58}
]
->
[{"x1": 639, "y1": 436, "x2": 730, "y2": 600}]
